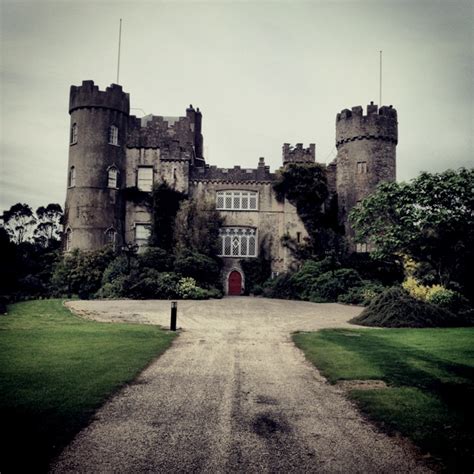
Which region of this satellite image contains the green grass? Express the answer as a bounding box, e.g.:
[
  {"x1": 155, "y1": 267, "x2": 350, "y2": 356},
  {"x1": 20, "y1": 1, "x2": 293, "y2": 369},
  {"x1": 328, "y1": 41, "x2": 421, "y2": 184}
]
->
[
  {"x1": 0, "y1": 300, "x2": 176, "y2": 472},
  {"x1": 293, "y1": 328, "x2": 474, "y2": 472}
]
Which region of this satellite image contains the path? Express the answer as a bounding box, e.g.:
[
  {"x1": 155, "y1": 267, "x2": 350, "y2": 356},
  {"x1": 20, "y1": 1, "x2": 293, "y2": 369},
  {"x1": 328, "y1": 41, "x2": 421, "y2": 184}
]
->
[{"x1": 51, "y1": 298, "x2": 429, "y2": 473}]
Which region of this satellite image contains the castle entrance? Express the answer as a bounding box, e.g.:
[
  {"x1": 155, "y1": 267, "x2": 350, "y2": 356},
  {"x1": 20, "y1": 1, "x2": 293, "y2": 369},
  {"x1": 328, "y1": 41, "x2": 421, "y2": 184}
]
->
[{"x1": 228, "y1": 271, "x2": 242, "y2": 296}]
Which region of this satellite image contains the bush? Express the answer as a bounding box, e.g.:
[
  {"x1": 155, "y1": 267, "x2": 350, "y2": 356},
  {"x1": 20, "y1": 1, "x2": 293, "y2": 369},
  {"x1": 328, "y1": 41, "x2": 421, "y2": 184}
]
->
[
  {"x1": 240, "y1": 253, "x2": 272, "y2": 295},
  {"x1": 350, "y1": 287, "x2": 472, "y2": 328},
  {"x1": 337, "y1": 281, "x2": 385, "y2": 305},
  {"x1": 176, "y1": 277, "x2": 221, "y2": 300},
  {"x1": 426, "y1": 287, "x2": 473, "y2": 317},
  {"x1": 95, "y1": 276, "x2": 127, "y2": 299},
  {"x1": 138, "y1": 247, "x2": 173, "y2": 272},
  {"x1": 174, "y1": 251, "x2": 221, "y2": 287},
  {"x1": 402, "y1": 276, "x2": 430, "y2": 300},
  {"x1": 290, "y1": 258, "x2": 337, "y2": 299},
  {"x1": 126, "y1": 270, "x2": 180, "y2": 299},
  {"x1": 308, "y1": 268, "x2": 362, "y2": 303},
  {"x1": 101, "y1": 256, "x2": 130, "y2": 285},
  {"x1": 262, "y1": 273, "x2": 298, "y2": 299}
]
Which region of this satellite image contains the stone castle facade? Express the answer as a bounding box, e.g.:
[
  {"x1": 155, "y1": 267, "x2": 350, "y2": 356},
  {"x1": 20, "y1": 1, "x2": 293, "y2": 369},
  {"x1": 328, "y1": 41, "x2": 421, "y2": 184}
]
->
[{"x1": 64, "y1": 80, "x2": 397, "y2": 294}]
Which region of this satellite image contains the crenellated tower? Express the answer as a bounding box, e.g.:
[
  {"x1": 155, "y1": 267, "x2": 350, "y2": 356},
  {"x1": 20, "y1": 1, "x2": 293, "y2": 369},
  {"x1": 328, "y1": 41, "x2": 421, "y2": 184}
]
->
[
  {"x1": 64, "y1": 80, "x2": 130, "y2": 251},
  {"x1": 335, "y1": 102, "x2": 398, "y2": 247}
]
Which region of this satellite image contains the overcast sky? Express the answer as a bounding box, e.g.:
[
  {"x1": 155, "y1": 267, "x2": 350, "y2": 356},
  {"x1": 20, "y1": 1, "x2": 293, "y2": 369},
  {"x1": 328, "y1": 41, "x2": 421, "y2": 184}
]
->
[{"x1": 1, "y1": 0, "x2": 472, "y2": 213}]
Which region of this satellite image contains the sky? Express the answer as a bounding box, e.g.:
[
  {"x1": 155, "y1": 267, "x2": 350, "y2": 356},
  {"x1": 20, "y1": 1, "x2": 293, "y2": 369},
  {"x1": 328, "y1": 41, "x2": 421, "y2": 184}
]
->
[{"x1": 1, "y1": 0, "x2": 473, "y2": 213}]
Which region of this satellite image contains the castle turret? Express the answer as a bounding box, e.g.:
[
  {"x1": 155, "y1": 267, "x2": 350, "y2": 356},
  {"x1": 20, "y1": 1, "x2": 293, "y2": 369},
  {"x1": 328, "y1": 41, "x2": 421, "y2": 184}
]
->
[
  {"x1": 64, "y1": 80, "x2": 130, "y2": 251},
  {"x1": 282, "y1": 143, "x2": 316, "y2": 166},
  {"x1": 335, "y1": 102, "x2": 397, "y2": 248}
]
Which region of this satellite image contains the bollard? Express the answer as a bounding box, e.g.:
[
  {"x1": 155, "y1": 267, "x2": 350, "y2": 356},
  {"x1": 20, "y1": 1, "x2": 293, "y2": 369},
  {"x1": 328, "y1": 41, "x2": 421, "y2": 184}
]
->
[{"x1": 170, "y1": 301, "x2": 177, "y2": 331}]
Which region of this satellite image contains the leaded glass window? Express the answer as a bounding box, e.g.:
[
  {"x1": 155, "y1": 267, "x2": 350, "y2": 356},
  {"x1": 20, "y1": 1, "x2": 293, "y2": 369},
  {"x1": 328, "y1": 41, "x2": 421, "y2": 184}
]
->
[
  {"x1": 216, "y1": 191, "x2": 258, "y2": 211},
  {"x1": 218, "y1": 227, "x2": 257, "y2": 257}
]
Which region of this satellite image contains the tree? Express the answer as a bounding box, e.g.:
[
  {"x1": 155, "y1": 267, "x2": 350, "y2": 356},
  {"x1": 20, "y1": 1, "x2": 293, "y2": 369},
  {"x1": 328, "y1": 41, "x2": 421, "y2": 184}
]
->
[
  {"x1": 173, "y1": 197, "x2": 224, "y2": 257},
  {"x1": 34, "y1": 203, "x2": 63, "y2": 248},
  {"x1": 273, "y1": 163, "x2": 343, "y2": 258},
  {"x1": 1, "y1": 203, "x2": 36, "y2": 244},
  {"x1": 149, "y1": 183, "x2": 185, "y2": 251},
  {"x1": 350, "y1": 168, "x2": 474, "y2": 293}
]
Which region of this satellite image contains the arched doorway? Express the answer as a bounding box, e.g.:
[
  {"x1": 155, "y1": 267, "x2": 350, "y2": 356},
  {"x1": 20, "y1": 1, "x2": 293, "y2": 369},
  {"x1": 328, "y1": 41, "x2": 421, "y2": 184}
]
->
[{"x1": 228, "y1": 270, "x2": 242, "y2": 296}]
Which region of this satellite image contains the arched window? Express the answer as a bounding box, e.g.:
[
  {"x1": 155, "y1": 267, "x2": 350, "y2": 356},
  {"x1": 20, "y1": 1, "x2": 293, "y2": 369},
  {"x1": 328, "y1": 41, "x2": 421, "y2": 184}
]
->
[
  {"x1": 105, "y1": 228, "x2": 117, "y2": 247},
  {"x1": 70, "y1": 123, "x2": 78, "y2": 145},
  {"x1": 108, "y1": 125, "x2": 119, "y2": 145},
  {"x1": 218, "y1": 227, "x2": 257, "y2": 257},
  {"x1": 68, "y1": 166, "x2": 76, "y2": 187},
  {"x1": 107, "y1": 167, "x2": 118, "y2": 188},
  {"x1": 65, "y1": 228, "x2": 72, "y2": 251}
]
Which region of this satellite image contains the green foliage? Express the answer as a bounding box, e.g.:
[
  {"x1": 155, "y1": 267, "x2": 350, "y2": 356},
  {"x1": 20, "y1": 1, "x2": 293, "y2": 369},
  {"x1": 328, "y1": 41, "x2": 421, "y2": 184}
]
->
[
  {"x1": 34, "y1": 203, "x2": 63, "y2": 248},
  {"x1": 120, "y1": 186, "x2": 152, "y2": 206},
  {"x1": 174, "y1": 250, "x2": 221, "y2": 288},
  {"x1": 350, "y1": 168, "x2": 474, "y2": 296},
  {"x1": 293, "y1": 327, "x2": 474, "y2": 471},
  {"x1": 149, "y1": 183, "x2": 185, "y2": 250},
  {"x1": 0, "y1": 299, "x2": 176, "y2": 472},
  {"x1": 337, "y1": 281, "x2": 385, "y2": 305},
  {"x1": 50, "y1": 248, "x2": 115, "y2": 298},
  {"x1": 240, "y1": 242, "x2": 272, "y2": 294},
  {"x1": 351, "y1": 287, "x2": 472, "y2": 328},
  {"x1": 273, "y1": 163, "x2": 343, "y2": 259},
  {"x1": 426, "y1": 288, "x2": 473, "y2": 317},
  {"x1": 289, "y1": 258, "x2": 337, "y2": 299},
  {"x1": 262, "y1": 273, "x2": 298, "y2": 299},
  {"x1": 125, "y1": 270, "x2": 180, "y2": 299},
  {"x1": 308, "y1": 268, "x2": 363, "y2": 303},
  {"x1": 174, "y1": 198, "x2": 224, "y2": 257},
  {"x1": 138, "y1": 246, "x2": 173, "y2": 272}
]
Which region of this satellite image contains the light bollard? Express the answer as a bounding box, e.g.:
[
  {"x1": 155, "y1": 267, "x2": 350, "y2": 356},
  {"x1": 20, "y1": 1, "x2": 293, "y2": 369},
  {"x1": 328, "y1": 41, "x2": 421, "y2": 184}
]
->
[{"x1": 170, "y1": 301, "x2": 177, "y2": 331}]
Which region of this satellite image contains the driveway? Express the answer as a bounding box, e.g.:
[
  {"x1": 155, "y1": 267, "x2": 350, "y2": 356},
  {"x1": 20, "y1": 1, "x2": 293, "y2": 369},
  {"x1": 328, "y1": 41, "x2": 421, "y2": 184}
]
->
[{"x1": 51, "y1": 297, "x2": 429, "y2": 473}]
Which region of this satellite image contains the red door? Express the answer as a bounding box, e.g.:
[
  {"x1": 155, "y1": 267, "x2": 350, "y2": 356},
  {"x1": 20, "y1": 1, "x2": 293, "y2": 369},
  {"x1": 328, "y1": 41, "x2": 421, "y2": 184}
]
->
[{"x1": 228, "y1": 271, "x2": 242, "y2": 295}]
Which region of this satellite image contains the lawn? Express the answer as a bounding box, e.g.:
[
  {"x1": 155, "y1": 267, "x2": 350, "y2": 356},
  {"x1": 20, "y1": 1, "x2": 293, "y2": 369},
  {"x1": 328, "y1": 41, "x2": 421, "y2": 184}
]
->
[
  {"x1": 293, "y1": 327, "x2": 474, "y2": 472},
  {"x1": 0, "y1": 299, "x2": 176, "y2": 473}
]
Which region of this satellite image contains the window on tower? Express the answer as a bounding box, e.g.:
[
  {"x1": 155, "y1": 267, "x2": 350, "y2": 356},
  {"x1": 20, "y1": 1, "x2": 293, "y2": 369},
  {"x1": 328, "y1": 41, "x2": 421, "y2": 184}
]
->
[
  {"x1": 109, "y1": 125, "x2": 119, "y2": 146},
  {"x1": 135, "y1": 223, "x2": 151, "y2": 248},
  {"x1": 105, "y1": 228, "x2": 117, "y2": 248},
  {"x1": 356, "y1": 242, "x2": 369, "y2": 253},
  {"x1": 357, "y1": 161, "x2": 368, "y2": 174},
  {"x1": 107, "y1": 167, "x2": 118, "y2": 188},
  {"x1": 65, "y1": 227, "x2": 72, "y2": 251},
  {"x1": 137, "y1": 167, "x2": 153, "y2": 192},
  {"x1": 70, "y1": 123, "x2": 78, "y2": 145},
  {"x1": 68, "y1": 166, "x2": 76, "y2": 187}
]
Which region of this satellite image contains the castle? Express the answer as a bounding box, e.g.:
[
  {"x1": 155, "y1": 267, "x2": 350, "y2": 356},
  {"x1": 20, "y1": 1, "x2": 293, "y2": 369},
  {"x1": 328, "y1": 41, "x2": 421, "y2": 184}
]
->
[{"x1": 64, "y1": 80, "x2": 397, "y2": 295}]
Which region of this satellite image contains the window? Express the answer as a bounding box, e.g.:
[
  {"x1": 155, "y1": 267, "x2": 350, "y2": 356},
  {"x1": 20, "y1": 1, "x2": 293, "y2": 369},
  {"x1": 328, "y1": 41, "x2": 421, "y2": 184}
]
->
[
  {"x1": 65, "y1": 228, "x2": 72, "y2": 251},
  {"x1": 356, "y1": 242, "x2": 368, "y2": 253},
  {"x1": 137, "y1": 167, "x2": 153, "y2": 192},
  {"x1": 218, "y1": 227, "x2": 257, "y2": 258},
  {"x1": 216, "y1": 191, "x2": 258, "y2": 211},
  {"x1": 109, "y1": 125, "x2": 119, "y2": 146},
  {"x1": 105, "y1": 228, "x2": 117, "y2": 247},
  {"x1": 70, "y1": 123, "x2": 78, "y2": 145},
  {"x1": 108, "y1": 167, "x2": 118, "y2": 188},
  {"x1": 357, "y1": 161, "x2": 368, "y2": 174},
  {"x1": 68, "y1": 166, "x2": 76, "y2": 187},
  {"x1": 135, "y1": 223, "x2": 151, "y2": 246}
]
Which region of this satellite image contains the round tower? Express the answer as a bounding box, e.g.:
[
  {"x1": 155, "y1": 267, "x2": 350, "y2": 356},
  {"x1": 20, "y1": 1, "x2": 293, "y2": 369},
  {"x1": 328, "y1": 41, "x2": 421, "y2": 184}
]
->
[
  {"x1": 335, "y1": 102, "x2": 398, "y2": 247},
  {"x1": 64, "y1": 80, "x2": 130, "y2": 251}
]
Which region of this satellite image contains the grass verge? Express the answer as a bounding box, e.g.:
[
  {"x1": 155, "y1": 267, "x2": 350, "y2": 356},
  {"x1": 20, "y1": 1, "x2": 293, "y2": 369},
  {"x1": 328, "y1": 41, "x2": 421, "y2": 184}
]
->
[
  {"x1": 0, "y1": 299, "x2": 176, "y2": 472},
  {"x1": 293, "y1": 327, "x2": 474, "y2": 472}
]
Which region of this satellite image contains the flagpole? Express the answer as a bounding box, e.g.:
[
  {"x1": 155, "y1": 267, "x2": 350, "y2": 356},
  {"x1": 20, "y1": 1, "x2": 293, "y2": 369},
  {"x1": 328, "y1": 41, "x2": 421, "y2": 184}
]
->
[
  {"x1": 116, "y1": 19, "x2": 122, "y2": 84},
  {"x1": 379, "y1": 50, "x2": 382, "y2": 105}
]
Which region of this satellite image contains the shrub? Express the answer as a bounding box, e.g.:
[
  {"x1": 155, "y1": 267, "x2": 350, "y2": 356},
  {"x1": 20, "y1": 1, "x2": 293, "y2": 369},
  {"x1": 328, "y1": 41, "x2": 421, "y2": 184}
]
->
[
  {"x1": 95, "y1": 276, "x2": 127, "y2": 299},
  {"x1": 290, "y1": 258, "x2": 337, "y2": 299},
  {"x1": 426, "y1": 287, "x2": 473, "y2": 317},
  {"x1": 350, "y1": 287, "x2": 472, "y2": 328},
  {"x1": 174, "y1": 251, "x2": 221, "y2": 287},
  {"x1": 337, "y1": 281, "x2": 385, "y2": 305},
  {"x1": 126, "y1": 270, "x2": 179, "y2": 299},
  {"x1": 176, "y1": 277, "x2": 221, "y2": 299},
  {"x1": 402, "y1": 276, "x2": 429, "y2": 300},
  {"x1": 138, "y1": 247, "x2": 173, "y2": 272},
  {"x1": 101, "y1": 256, "x2": 130, "y2": 285},
  {"x1": 262, "y1": 273, "x2": 298, "y2": 299},
  {"x1": 308, "y1": 268, "x2": 363, "y2": 302},
  {"x1": 240, "y1": 252, "x2": 272, "y2": 295}
]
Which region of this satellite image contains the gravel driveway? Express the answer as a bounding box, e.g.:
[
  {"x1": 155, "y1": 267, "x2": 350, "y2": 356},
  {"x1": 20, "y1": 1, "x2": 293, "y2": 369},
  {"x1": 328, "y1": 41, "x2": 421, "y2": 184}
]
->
[{"x1": 51, "y1": 297, "x2": 429, "y2": 473}]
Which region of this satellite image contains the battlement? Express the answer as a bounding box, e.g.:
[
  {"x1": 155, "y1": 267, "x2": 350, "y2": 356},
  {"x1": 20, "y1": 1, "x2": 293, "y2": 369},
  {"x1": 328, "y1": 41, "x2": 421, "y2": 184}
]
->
[
  {"x1": 189, "y1": 157, "x2": 274, "y2": 182},
  {"x1": 282, "y1": 143, "x2": 316, "y2": 166},
  {"x1": 69, "y1": 80, "x2": 130, "y2": 115},
  {"x1": 335, "y1": 102, "x2": 398, "y2": 148}
]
